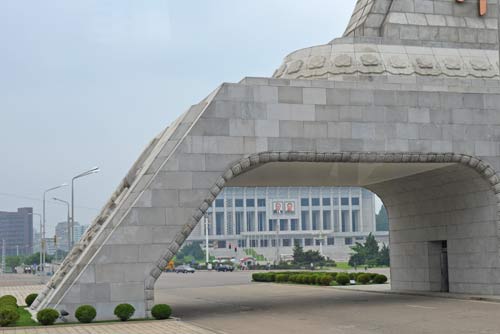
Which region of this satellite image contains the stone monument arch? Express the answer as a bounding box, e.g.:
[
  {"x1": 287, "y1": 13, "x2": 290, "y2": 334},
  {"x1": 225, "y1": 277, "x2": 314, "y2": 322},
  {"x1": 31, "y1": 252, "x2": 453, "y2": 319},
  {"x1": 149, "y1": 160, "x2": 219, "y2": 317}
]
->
[{"x1": 31, "y1": 0, "x2": 500, "y2": 320}]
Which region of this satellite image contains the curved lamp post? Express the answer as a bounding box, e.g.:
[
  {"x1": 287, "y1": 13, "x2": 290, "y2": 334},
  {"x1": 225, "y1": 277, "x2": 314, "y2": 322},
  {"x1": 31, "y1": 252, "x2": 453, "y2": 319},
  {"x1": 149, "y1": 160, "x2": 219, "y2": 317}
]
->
[
  {"x1": 52, "y1": 197, "x2": 70, "y2": 253},
  {"x1": 43, "y1": 183, "x2": 67, "y2": 271}
]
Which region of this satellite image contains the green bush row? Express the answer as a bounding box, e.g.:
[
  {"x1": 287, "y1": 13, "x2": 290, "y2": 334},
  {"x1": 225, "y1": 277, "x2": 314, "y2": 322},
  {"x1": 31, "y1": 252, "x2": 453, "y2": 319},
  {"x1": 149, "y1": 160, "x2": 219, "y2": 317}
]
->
[
  {"x1": 0, "y1": 293, "x2": 173, "y2": 327},
  {"x1": 252, "y1": 272, "x2": 387, "y2": 286}
]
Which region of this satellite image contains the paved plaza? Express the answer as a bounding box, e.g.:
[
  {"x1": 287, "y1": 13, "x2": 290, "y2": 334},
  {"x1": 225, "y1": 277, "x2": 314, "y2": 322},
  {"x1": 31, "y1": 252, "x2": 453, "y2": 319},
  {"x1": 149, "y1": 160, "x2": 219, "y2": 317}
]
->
[
  {"x1": 155, "y1": 271, "x2": 500, "y2": 334},
  {"x1": 0, "y1": 320, "x2": 216, "y2": 334},
  {"x1": 3, "y1": 271, "x2": 500, "y2": 333}
]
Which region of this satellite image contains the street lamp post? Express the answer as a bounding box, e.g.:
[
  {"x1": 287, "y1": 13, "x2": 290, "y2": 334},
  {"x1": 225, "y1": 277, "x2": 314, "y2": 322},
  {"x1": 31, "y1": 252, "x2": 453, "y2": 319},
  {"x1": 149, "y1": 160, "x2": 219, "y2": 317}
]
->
[
  {"x1": 28, "y1": 213, "x2": 42, "y2": 271},
  {"x1": 43, "y1": 184, "x2": 67, "y2": 272},
  {"x1": 70, "y1": 167, "x2": 99, "y2": 248},
  {"x1": 52, "y1": 197, "x2": 70, "y2": 253}
]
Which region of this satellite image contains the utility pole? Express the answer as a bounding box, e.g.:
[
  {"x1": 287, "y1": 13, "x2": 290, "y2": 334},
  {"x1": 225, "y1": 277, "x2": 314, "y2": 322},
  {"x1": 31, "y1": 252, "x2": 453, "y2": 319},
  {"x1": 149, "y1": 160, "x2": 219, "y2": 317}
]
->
[
  {"x1": 16, "y1": 245, "x2": 19, "y2": 257},
  {"x1": 205, "y1": 214, "x2": 210, "y2": 268}
]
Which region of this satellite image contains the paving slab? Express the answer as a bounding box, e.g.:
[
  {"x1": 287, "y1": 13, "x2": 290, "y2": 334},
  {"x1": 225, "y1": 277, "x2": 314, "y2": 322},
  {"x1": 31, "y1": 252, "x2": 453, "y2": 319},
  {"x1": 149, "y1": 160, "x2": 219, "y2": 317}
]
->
[
  {"x1": 0, "y1": 320, "x2": 217, "y2": 334},
  {"x1": 0, "y1": 285, "x2": 44, "y2": 306}
]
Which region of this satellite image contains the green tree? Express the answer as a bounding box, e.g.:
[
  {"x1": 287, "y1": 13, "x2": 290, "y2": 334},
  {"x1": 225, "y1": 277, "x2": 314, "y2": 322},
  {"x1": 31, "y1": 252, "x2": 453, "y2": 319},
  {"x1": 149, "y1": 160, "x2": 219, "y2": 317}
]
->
[
  {"x1": 176, "y1": 242, "x2": 205, "y2": 262},
  {"x1": 292, "y1": 242, "x2": 305, "y2": 264},
  {"x1": 376, "y1": 206, "x2": 389, "y2": 231},
  {"x1": 348, "y1": 233, "x2": 388, "y2": 267},
  {"x1": 5, "y1": 256, "x2": 21, "y2": 272},
  {"x1": 378, "y1": 244, "x2": 390, "y2": 266},
  {"x1": 364, "y1": 233, "x2": 380, "y2": 265}
]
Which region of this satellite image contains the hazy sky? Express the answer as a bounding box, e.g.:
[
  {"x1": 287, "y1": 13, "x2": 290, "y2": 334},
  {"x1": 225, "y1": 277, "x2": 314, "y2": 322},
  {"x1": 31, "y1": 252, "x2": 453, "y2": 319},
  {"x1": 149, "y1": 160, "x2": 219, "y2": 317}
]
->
[{"x1": 0, "y1": 1, "x2": 357, "y2": 236}]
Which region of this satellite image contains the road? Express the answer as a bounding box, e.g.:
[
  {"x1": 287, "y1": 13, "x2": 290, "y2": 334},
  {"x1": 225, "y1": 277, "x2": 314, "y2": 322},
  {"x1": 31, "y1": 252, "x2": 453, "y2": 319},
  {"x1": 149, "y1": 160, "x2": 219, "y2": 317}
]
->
[{"x1": 155, "y1": 271, "x2": 500, "y2": 334}]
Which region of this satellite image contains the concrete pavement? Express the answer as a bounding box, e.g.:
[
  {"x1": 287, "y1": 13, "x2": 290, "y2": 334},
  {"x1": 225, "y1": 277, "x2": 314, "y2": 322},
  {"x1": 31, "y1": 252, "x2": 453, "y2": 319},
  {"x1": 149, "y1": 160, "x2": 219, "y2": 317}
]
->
[
  {"x1": 155, "y1": 271, "x2": 500, "y2": 334},
  {"x1": 0, "y1": 320, "x2": 217, "y2": 334}
]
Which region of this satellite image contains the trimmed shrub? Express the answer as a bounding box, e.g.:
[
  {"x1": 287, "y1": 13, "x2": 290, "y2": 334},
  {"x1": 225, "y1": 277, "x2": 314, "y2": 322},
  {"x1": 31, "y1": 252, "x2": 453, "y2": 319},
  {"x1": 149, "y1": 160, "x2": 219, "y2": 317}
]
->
[
  {"x1": 75, "y1": 305, "x2": 96, "y2": 323},
  {"x1": 356, "y1": 273, "x2": 371, "y2": 284},
  {"x1": 368, "y1": 273, "x2": 378, "y2": 281},
  {"x1": 0, "y1": 306, "x2": 19, "y2": 327},
  {"x1": 25, "y1": 294, "x2": 38, "y2": 307},
  {"x1": 0, "y1": 296, "x2": 17, "y2": 308},
  {"x1": 114, "y1": 303, "x2": 135, "y2": 321},
  {"x1": 319, "y1": 274, "x2": 333, "y2": 286},
  {"x1": 37, "y1": 308, "x2": 59, "y2": 326},
  {"x1": 335, "y1": 273, "x2": 350, "y2": 285},
  {"x1": 151, "y1": 304, "x2": 172, "y2": 320},
  {"x1": 373, "y1": 274, "x2": 388, "y2": 284},
  {"x1": 288, "y1": 274, "x2": 298, "y2": 283},
  {"x1": 275, "y1": 274, "x2": 289, "y2": 283}
]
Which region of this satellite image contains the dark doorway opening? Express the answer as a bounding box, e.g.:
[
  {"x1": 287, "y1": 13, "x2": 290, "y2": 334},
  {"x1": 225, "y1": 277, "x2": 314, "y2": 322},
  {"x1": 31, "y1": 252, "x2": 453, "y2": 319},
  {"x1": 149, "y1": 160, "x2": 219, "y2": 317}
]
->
[{"x1": 440, "y1": 241, "x2": 449, "y2": 293}]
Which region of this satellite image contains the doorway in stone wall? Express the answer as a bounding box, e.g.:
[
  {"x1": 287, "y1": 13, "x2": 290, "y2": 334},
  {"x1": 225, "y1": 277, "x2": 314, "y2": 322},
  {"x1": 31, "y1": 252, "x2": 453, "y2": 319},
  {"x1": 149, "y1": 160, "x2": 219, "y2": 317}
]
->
[{"x1": 428, "y1": 240, "x2": 449, "y2": 293}]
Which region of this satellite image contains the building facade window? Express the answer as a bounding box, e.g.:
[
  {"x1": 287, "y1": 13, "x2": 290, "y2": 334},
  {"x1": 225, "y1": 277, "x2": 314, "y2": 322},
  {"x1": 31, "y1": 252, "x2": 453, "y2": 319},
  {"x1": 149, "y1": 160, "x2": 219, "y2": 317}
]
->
[
  {"x1": 322, "y1": 197, "x2": 331, "y2": 206},
  {"x1": 345, "y1": 237, "x2": 353, "y2": 245},
  {"x1": 323, "y1": 211, "x2": 331, "y2": 230},
  {"x1": 216, "y1": 212, "x2": 224, "y2": 235},
  {"x1": 246, "y1": 211, "x2": 255, "y2": 232},
  {"x1": 257, "y1": 198, "x2": 266, "y2": 207},
  {"x1": 312, "y1": 210, "x2": 320, "y2": 230},
  {"x1": 351, "y1": 197, "x2": 360, "y2": 205},
  {"x1": 341, "y1": 197, "x2": 349, "y2": 206},
  {"x1": 305, "y1": 238, "x2": 313, "y2": 246},
  {"x1": 290, "y1": 218, "x2": 298, "y2": 231},
  {"x1": 280, "y1": 219, "x2": 287, "y2": 231},
  {"x1": 282, "y1": 239, "x2": 292, "y2": 247},
  {"x1": 246, "y1": 199, "x2": 255, "y2": 207},
  {"x1": 235, "y1": 199, "x2": 244, "y2": 207},
  {"x1": 215, "y1": 199, "x2": 224, "y2": 207},
  {"x1": 311, "y1": 198, "x2": 320, "y2": 206},
  {"x1": 235, "y1": 212, "x2": 243, "y2": 235},
  {"x1": 258, "y1": 212, "x2": 266, "y2": 232},
  {"x1": 341, "y1": 210, "x2": 349, "y2": 232},
  {"x1": 301, "y1": 211, "x2": 309, "y2": 230},
  {"x1": 301, "y1": 198, "x2": 309, "y2": 206},
  {"x1": 269, "y1": 219, "x2": 277, "y2": 231},
  {"x1": 327, "y1": 237, "x2": 335, "y2": 245},
  {"x1": 351, "y1": 210, "x2": 360, "y2": 232}
]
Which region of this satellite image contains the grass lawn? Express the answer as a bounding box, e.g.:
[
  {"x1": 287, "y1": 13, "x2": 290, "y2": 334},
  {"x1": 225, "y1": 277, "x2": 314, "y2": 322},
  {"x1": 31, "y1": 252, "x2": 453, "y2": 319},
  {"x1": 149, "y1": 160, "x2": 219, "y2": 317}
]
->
[
  {"x1": 335, "y1": 262, "x2": 352, "y2": 270},
  {"x1": 12, "y1": 307, "x2": 38, "y2": 327}
]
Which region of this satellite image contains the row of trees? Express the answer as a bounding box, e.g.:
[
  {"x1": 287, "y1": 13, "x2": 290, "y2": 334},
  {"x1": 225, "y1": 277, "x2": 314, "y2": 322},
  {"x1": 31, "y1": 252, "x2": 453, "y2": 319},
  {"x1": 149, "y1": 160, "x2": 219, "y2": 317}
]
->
[
  {"x1": 4, "y1": 251, "x2": 68, "y2": 272},
  {"x1": 348, "y1": 233, "x2": 389, "y2": 268}
]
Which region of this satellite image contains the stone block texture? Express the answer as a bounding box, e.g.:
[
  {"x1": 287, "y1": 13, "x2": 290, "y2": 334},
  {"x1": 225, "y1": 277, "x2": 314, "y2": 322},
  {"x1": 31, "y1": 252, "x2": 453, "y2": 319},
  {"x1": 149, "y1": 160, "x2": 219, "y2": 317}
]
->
[{"x1": 32, "y1": 0, "x2": 500, "y2": 321}]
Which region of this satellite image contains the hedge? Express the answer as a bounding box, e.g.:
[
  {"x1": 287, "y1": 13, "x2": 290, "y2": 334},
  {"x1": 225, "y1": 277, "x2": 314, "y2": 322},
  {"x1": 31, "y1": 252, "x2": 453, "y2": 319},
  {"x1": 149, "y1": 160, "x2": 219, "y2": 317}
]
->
[{"x1": 252, "y1": 271, "x2": 384, "y2": 286}]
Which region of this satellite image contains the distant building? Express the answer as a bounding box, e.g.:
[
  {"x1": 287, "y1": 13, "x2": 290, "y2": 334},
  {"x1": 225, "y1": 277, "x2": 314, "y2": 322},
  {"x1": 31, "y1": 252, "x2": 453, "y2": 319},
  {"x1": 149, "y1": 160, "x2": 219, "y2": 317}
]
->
[
  {"x1": 33, "y1": 230, "x2": 40, "y2": 253},
  {"x1": 44, "y1": 237, "x2": 57, "y2": 256},
  {"x1": 0, "y1": 207, "x2": 33, "y2": 256},
  {"x1": 188, "y1": 187, "x2": 389, "y2": 262},
  {"x1": 73, "y1": 224, "x2": 88, "y2": 244},
  {"x1": 55, "y1": 222, "x2": 88, "y2": 252}
]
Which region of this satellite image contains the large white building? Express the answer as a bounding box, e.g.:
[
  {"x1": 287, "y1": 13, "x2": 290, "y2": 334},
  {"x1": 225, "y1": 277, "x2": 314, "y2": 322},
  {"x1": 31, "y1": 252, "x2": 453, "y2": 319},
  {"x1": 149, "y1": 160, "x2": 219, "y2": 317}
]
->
[{"x1": 187, "y1": 187, "x2": 388, "y2": 262}]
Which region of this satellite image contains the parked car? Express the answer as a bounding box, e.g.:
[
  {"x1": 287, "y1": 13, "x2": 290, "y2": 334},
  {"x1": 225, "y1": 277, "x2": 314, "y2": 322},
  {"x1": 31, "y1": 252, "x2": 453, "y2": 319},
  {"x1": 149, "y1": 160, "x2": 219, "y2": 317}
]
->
[
  {"x1": 174, "y1": 265, "x2": 195, "y2": 273},
  {"x1": 216, "y1": 264, "x2": 234, "y2": 272}
]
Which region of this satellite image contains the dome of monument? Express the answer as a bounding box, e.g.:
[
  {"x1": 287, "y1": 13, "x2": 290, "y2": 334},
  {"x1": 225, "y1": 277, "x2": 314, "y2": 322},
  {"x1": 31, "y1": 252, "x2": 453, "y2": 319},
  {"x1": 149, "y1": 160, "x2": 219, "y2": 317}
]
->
[{"x1": 273, "y1": 0, "x2": 499, "y2": 80}]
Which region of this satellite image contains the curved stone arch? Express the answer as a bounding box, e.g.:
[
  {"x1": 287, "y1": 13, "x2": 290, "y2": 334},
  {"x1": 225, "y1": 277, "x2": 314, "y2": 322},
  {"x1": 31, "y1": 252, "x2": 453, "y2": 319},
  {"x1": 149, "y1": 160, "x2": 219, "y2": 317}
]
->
[{"x1": 145, "y1": 151, "x2": 500, "y2": 313}]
